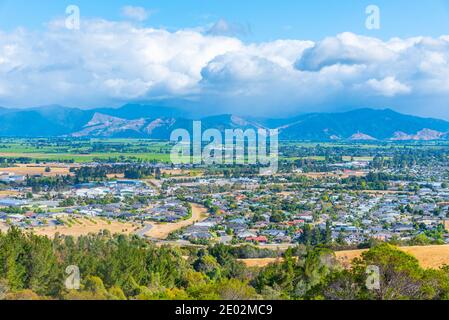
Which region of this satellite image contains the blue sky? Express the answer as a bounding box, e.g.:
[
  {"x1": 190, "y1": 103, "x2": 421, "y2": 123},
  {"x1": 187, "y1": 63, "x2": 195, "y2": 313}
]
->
[
  {"x1": 1, "y1": 0, "x2": 449, "y2": 41},
  {"x1": 0, "y1": 1, "x2": 448, "y2": 118}
]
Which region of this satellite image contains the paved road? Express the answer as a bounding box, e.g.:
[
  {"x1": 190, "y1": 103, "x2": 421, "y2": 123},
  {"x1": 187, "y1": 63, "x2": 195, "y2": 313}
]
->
[{"x1": 135, "y1": 224, "x2": 153, "y2": 238}]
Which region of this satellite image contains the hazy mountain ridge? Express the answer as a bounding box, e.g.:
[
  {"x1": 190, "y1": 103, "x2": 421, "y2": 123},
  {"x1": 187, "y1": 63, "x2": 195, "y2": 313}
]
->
[{"x1": 0, "y1": 104, "x2": 448, "y2": 141}]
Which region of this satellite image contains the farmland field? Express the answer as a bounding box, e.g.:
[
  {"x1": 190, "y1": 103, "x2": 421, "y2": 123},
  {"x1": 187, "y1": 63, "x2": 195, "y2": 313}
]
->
[
  {"x1": 0, "y1": 190, "x2": 21, "y2": 198},
  {"x1": 0, "y1": 163, "x2": 77, "y2": 176},
  {"x1": 31, "y1": 217, "x2": 140, "y2": 238},
  {"x1": 0, "y1": 152, "x2": 171, "y2": 163},
  {"x1": 0, "y1": 138, "x2": 173, "y2": 162}
]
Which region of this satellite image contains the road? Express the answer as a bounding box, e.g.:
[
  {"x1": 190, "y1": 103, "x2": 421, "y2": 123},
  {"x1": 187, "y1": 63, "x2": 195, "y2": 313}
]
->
[
  {"x1": 135, "y1": 203, "x2": 209, "y2": 240},
  {"x1": 135, "y1": 224, "x2": 153, "y2": 238}
]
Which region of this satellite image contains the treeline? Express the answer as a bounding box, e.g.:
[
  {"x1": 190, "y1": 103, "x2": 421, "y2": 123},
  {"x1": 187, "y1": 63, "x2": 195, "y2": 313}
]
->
[
  {"x1": 0, "y1": 229, "x2": 258, "y2": 300},
  {"x1": 342, "y1": 172, "x2": 410, "y2": 190},
  {"x1": 2, "y1": 229, "x2": 449, "y2": 300},
  {"x1": 73, "y1": 164, "x2": 159, "y2": 181}
]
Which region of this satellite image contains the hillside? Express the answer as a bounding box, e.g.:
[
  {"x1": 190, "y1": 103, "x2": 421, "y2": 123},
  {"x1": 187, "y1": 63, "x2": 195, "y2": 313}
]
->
[
  {"x1": 0, "y1": 105, "x2": 448, "y2": 141},
  {"x1": 336, "y1": 244, "x2": 449, "y2": 269}
]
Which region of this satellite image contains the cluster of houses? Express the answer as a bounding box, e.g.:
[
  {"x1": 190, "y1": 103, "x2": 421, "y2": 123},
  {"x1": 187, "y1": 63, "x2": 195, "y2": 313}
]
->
[
  {"x1": 1, "y1": 159, "x2": 449, "y2": 247},
  {"x1": 74, "y1": 180, "x2": 155, "y2": 198},
  {"x1": 140, "y1": 200, "x2": 190, "y2": 223},
  {"x1": 165, "y1": 171, "x2": 449, "y2": 245},
  {"x1": 1, "y1": 182, "x2": 190, "y2": 232},
  {"x1": 0, "y1": 172, "x2": 25, "y2": 183}
]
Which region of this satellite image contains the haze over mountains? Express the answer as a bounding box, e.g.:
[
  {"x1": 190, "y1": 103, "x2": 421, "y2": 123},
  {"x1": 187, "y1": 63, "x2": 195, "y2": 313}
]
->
[{"x1": 0, "y1": 104, "x2": 449, "y2": 141}]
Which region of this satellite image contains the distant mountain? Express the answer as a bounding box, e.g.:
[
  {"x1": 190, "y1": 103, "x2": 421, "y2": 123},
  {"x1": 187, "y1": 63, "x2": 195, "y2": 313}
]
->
[
  {"x1": 0, "y1": 105, "x2": 448, "y2": 141},
  {"x1": 94, "y1": 104, "x2": 187, "y2": 120},
  {"x1": 277, "y1": 108, "x2": 449, "y2": 141},
  {"x1": 349, "y1": 132, "x2": 377, "y2": 141}
]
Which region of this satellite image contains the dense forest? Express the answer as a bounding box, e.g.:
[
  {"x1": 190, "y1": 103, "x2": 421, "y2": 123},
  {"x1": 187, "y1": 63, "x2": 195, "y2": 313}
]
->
[{"x1": 1, "y1": 228, "x2": 449, "y2": 300}]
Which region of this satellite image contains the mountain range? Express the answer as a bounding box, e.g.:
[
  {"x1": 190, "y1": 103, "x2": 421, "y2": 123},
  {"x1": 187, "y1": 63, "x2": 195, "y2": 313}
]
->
[{"x1": 0, "y1": 104, "x2": 449, "y2": 141}]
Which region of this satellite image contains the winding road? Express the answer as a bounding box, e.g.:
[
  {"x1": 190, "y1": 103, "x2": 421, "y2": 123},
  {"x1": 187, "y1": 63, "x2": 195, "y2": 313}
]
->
[{"x1": 135, "y1": 203, "x2": 209, "y2": 240}]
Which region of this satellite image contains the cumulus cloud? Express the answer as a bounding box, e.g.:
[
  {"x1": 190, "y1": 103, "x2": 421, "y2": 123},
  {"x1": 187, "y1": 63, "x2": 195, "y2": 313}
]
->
[
  {"x1": 0, "y1": 19, "x2": 448, "y2": 118},
  {"x1": 366, "y1": 77, "x2": 411, "y2": 97},
  {"x1": 121, "y1": 6, "x2": 151, "y2": 22},
  {"x1": 295, "y1": 32, "x2": 398, "y2": 71}
]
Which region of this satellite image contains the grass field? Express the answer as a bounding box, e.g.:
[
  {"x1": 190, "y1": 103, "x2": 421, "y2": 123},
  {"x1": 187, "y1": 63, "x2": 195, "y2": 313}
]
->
[
  {"x1": 1, "y1": 138, "x2": 447, "y2": 164},
  {"x1": 0, "y1": 138, "x2": 173, "y2": 163},
  {"x1": 238, "y1": 245, "x2": 449, "y2": 270},
  {"x1": 299, "y1": 170, "x2": 367, "y2": 179},
  {"x1": 31, "y1": 217, "x2": 139, "y2": 238},
  {"x1": 0, "y1": 152, "x2": 171, "y2": 162},
  {"x1": 239, "y1": 258, "x2": 280, "y2": 268},
  {"x1": 0, "y1": 163, "x2": 77, "y2": 176},
  {"x1": 0, "y1": 190, "x2": 22, "y2": 198},
  {"x1": 335, "y1": 245, "x2": 449, "y2": 269}
]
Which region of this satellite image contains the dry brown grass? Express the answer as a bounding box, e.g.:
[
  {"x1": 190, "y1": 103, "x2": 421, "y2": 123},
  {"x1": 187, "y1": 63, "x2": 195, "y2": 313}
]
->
[
  {"x1": 143, "y1": 203, "x2": 209, "y2": 240},
  {"x1": 0, "y1": 190, "x2": 22, "y2": 198},
  {"x1": 360, "y1": 190, "x2": 413, "y2": 195},
  {"x1": 0, "y1": 222, "x2": 9, "y2": 233},
  {"x1": 239, "y1": 258, "x2": 280, "y2": 268},
  {"x1": 299, "y1": 171, "x2": 367, "y2": 179},
  {"x1": 162, "y1": 169, "x2": 204, "y2": 179},
  {"x1": 238, "y1": 245, "x2": 449, "y2": 269},
  {"x1": 336, "y1": 245, "x2": 449, "y2": 269},
  {"x1": 106, "y1": 173, "x2": 125, "y2": 179},
  {"x1": 32, "y1": 217, "x2": 138, "y2": 239},
  {"x1": 0, "y1": 164, "x2": 77, "y2": 177}
]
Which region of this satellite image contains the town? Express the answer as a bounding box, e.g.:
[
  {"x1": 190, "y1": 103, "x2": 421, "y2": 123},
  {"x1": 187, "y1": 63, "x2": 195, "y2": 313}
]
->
[{"x1": 0, "y1": 138, "x2": 448, "y2": 251}]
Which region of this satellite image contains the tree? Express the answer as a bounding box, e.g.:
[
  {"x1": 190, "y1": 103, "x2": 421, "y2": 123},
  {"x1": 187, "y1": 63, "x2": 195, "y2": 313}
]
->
[
  {"x1": 155, "y1": 168, "x2": 162, "y2": 180},
  {"x1": 27, "y1": 235, "x2": 62, "y2": 295},
  {"x1": 215, "y1": 279, "x2": 259, "y2": 300},
  {"x1": 5, "y1": 289, "x2": 40, "y2": 300},
  {"x1": 302, "y1": 224, "x2": 312, "y2": 246},
  {"x1": 351, "y1": 244, "x2": 425, "y2": 300},
  {"x1": 325, "y1": 220, "x2": 332, "y2": 244},
  {"x1": 193, "y1": 252, "x2": 221, "y2": 280},
  {"x1": 108, "y1": 286, "x2": 127, "y2": 300}
]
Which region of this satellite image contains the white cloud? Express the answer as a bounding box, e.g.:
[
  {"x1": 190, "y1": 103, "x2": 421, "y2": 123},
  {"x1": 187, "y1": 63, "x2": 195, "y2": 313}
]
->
[
  {"x1": 366, "y1": 77, "x2": 411, "y2": 97},
  {"x1": 295, "y1": 32, "x2": 398, "y2": 71},
  {"x1": 121, "y1": 6, "x2": 151, "y2": 22},
  {"x1": 0, "y1": 19, "x2": 448, "y2": 118}
]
